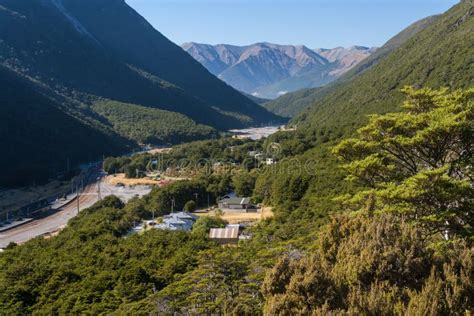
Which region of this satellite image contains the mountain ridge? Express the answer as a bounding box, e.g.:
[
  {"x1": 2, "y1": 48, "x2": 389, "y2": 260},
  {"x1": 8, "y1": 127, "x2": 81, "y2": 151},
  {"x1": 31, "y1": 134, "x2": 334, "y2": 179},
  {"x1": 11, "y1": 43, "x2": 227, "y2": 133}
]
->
[
  {"x1": 291, "y1": 1, "x2": 473, "y2": 138},
  {"x1": 182, "y1": 42, "x2": 375, "y2": 98},
  {"x1": 263, "y1": 14, "x2": 441, "y2": 118},
  {"x1": 0, "y1": 0, "x2": 282, "y2": 186}
]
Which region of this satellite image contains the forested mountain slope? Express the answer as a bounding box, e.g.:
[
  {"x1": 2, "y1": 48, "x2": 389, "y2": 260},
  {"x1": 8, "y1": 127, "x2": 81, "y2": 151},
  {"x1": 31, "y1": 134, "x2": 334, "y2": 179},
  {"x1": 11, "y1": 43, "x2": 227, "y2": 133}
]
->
[
  {"x1": 0, "y1": 0, "x2": 279, "y2": 129},
  {"x1": 292, "y1": 1, "x2": 473, "y2": 136},
  {"x1": 58, "y1": 0, "x2": 276, "y2": 122},
  {"x1": 264, "y1": 14, "x2": 440, "y2": 117},
  {"x1": 0, "y1": 66, "x2": 128, "y2": 186},
  {"x1": 0, "y1": 0, "x2": 281, "y2": 186}
]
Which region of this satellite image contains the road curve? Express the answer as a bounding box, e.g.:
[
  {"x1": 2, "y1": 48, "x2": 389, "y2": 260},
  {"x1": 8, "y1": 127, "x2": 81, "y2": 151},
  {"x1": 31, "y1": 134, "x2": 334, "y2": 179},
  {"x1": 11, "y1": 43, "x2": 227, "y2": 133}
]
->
[{"x1": 0, "y1": 168, "x2": 102, "y2": 248}]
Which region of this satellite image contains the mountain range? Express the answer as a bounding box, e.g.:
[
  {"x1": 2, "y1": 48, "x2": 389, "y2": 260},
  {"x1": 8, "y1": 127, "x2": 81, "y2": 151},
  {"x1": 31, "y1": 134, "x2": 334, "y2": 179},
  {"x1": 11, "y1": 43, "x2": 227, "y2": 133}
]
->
[
  {"x1": 264, "y1": 14, "x2": 441, "y2": 117},
  {"x1": 182, "y1": 42, "x2": 376, "y2": 99},
  {"x1": 0, "y1": 0, "x2": 281, "y2": 187},
  {"x1": 270, "y1": 0, "x2": 473, "y2": 139}
]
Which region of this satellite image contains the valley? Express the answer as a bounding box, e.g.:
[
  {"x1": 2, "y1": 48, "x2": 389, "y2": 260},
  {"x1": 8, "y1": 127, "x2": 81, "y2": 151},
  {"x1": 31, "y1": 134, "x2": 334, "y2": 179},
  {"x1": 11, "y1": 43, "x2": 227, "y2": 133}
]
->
[
  {"x1": 0, "y1": 165, "x2": 151, "y2": 248},
  {"x1": 229, "y1": 125, "x2": 287, "y2": 140},
  {"x1": 0, "y1": 0, "x2": 283, "y2": 188},
  {"x1": 0, "y1": 0, "x2": 472, "y2": 314},
  {"x1": 0, "y1": 124, "x2": 283, "y2": 247}
]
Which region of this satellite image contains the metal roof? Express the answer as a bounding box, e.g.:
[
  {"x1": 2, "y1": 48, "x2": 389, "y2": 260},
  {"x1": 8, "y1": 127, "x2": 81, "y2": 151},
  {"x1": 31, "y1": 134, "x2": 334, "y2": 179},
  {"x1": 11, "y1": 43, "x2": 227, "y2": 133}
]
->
[
  {"x1": 158, "y1": 211, "x2": 197, "y2": 231},
  {"x1": 218, "y1": 197, "x2": 251, "y2": 205},
  {"x1": 209, "y1": 227, "x2": 239, "y2": 239}
]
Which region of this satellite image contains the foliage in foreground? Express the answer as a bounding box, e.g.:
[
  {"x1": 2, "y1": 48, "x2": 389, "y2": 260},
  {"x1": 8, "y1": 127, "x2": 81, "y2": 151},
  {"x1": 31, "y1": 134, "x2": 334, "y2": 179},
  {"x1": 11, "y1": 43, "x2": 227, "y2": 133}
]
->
[
  {"x1": 0, "y1": 196, "x2": 214, "y2": 314},
  {"x1": 334, "y1": 87, "x2": 473, "y2": 238},
  {"x1": 261, "y1": 87, "x2": 474, "y2": 314},
  {"x1": 263, "y1": 213, "x2": 473, "y2": 315}
]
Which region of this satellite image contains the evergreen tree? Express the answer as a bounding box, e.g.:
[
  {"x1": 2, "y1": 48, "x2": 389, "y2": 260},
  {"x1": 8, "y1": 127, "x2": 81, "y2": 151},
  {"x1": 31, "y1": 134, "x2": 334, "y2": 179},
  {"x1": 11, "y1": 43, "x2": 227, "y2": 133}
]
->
[{"x1": 333, "y1": 87, "x2": 474, "y2": 238}]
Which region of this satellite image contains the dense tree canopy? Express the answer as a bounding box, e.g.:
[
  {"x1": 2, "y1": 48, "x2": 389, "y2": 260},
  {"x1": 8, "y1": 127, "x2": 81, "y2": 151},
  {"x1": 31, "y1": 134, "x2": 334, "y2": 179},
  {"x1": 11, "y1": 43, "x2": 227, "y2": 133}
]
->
[
  {"x1": 0, "y1": 196, "x2": 215, "y2": 314},
  {"x1": 1, "y1": 88, "x2": 472, "y2": 314},
  {"x1": 262, "y1": 213, "x2": 473, "y2": 315},
  {"x1": 334, "y1": 87, "x2": 473, "y2": 238}
]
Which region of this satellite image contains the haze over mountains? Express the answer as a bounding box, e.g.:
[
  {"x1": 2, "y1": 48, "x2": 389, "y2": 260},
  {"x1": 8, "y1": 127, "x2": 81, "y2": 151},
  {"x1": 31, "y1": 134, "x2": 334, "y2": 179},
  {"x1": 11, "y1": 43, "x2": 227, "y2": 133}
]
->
[
  {"x1": 0, "y1": 0, "x2": 281, "y2": 186},
  {"x1": 182, "y1": 42, "x2": 376, "y2": 99}
]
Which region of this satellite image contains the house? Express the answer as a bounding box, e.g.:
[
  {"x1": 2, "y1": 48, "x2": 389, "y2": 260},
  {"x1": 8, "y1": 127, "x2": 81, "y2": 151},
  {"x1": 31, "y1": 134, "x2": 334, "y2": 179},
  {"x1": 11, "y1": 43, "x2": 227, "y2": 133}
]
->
[
  {"x1": 248, "y1": 150, "x2": 261, "y2": 157},
  {"x1": 209, "y1": 225, "x2": 240, "y2": 245},
  {"x1": 155, "y1": 211, "x2": 198, "y2": 231},
  {"x1": 218, "y1": 197, "x2": 251, "y2": 210},
  {"x1": 221, "y1": 192, "x2": 237, "y2": 199},
  {"x1": 266, "y1": 158, "x2": 275, "y2": 165}
]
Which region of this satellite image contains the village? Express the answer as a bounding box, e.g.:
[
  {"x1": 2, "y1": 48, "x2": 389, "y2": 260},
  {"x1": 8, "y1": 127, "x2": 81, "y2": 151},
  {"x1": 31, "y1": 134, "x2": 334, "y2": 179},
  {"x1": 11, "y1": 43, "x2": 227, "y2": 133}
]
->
[
  {"x1": 128, "y1": 191, "x2": 273, "y2": 245},
  {"x1": 1, "y1": 143, "x2": 276, "y2": 248}
]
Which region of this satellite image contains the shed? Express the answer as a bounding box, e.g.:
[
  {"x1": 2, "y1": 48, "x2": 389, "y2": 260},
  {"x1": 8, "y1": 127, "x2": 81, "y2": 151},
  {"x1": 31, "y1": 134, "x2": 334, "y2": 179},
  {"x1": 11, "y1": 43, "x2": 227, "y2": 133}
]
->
[{"x1": 209, "y1": 226, "x2": 240, "y2": 245}]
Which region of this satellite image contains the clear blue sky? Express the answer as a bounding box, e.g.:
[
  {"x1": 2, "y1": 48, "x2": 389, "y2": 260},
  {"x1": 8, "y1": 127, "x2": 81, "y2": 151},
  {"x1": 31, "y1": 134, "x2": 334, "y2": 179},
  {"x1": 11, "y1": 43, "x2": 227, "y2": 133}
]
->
[{"x1": 126, "y1": 0, "x2": 459, "y2": 48}]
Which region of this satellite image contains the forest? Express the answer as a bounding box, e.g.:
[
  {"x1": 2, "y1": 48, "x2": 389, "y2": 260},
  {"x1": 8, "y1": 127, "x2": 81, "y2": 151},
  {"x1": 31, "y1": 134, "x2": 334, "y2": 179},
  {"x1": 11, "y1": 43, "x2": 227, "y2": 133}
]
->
[{"x1": 1, "y1": 87, "x2": 472, "y2": 314}]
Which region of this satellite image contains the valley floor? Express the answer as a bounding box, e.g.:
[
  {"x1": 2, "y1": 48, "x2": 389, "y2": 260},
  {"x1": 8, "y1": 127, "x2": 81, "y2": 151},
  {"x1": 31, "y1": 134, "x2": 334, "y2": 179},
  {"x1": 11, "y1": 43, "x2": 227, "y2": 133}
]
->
[{"x1": 0, "y1": 169, "x2": 151, "y2": 248}]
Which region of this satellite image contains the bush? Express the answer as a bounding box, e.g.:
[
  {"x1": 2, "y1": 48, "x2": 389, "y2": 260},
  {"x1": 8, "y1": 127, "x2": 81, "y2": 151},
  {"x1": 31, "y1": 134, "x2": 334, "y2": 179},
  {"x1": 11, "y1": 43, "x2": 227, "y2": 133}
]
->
[
  {"x1": 184, "y1": 200, "x2": 197, "y2": 212},
  {"x1": 262, "y1": 213, "x2": 473, "y2": 315}
]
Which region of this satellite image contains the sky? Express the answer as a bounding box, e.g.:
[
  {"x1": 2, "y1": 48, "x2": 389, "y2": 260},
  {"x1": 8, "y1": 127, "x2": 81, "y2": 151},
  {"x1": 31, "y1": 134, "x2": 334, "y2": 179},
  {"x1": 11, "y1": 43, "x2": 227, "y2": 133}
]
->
[{"x1": 126, "y1": 0, "x2": 459, "y2": 48}]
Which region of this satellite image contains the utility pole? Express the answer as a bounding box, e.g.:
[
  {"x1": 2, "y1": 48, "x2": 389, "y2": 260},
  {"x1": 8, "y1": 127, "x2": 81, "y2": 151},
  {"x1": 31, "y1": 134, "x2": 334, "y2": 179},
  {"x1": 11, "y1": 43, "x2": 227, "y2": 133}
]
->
[
  {"x1": 76, "y1": 185, "x2": 80, "y2": 215},
  {"x1": 171, "y1": 197, "x2": 175, "y2": 213},
  {"x1": 194, "y1": 193, "x2": 199, "y2": 207},
  {"x1": 207, "y1": 194, "x2": 210, "y2": 208},
  {"x1": 97, "y1": 176, "x2": 102, "y2": 201}
]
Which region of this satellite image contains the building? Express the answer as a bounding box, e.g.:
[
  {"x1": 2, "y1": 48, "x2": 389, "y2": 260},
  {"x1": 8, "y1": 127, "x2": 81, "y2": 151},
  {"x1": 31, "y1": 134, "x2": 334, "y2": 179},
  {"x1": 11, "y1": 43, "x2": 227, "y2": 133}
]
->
[
  {"x1": 218, "y1": 197, "x2": 251, "y2": 210},
  {"x1": 266, "y1": 158, "x2": 275, "y2": 165},
  {"x1": 220, "y1": 192, "x2": 236, "y2": 199},
  {"x1": 248, "y1": 150, "x2": 261, "y2": 157},
  {"x1": 155, "y1": 211, "x2": 198, "y2": 231},
  {"x1": 209, "y1": 225, "x2": 240, "y2": 245}
]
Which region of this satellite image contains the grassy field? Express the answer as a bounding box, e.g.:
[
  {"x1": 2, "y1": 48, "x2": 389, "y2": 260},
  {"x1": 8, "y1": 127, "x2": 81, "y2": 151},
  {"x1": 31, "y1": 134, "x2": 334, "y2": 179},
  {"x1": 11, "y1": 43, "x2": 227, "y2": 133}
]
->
[
  {"x1": 105, "y1": 174, "x2": 162, "y2": 186},
  {"x1": 196, "y1": 207, "x2": 274, "y2": 224},
  {"x1": 105, "y1": 173, "x2": 190, "y2": 187}
]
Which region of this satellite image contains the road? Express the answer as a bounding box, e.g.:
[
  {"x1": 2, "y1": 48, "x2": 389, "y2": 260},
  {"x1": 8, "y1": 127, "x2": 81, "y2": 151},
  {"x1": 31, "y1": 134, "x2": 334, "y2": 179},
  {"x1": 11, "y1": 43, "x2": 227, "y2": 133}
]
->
[{"x1": 0, "y1": 166, "x2": 152, "y2": 248}]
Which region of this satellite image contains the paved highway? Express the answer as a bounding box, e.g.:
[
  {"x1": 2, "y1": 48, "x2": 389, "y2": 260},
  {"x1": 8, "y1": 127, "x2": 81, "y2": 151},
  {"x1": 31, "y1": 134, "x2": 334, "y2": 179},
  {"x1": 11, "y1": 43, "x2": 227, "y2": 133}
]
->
[{"x1": 0, "y1": 167, "x2": 151, "y2": 248}]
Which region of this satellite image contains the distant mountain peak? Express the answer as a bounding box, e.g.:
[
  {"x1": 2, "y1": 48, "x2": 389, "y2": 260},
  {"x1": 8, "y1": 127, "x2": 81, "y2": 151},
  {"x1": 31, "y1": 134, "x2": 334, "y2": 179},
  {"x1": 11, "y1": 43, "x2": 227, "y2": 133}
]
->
[{"x1": 182, "y1": 42, "x2": 375, "y2": 99}]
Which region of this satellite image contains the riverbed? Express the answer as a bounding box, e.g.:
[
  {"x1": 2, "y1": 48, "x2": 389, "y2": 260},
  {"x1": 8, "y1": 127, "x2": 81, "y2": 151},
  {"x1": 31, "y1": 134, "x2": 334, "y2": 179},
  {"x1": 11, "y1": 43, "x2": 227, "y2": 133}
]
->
[{"x1": 229, "y1": 125, "x2": 285, "y2": 140}]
